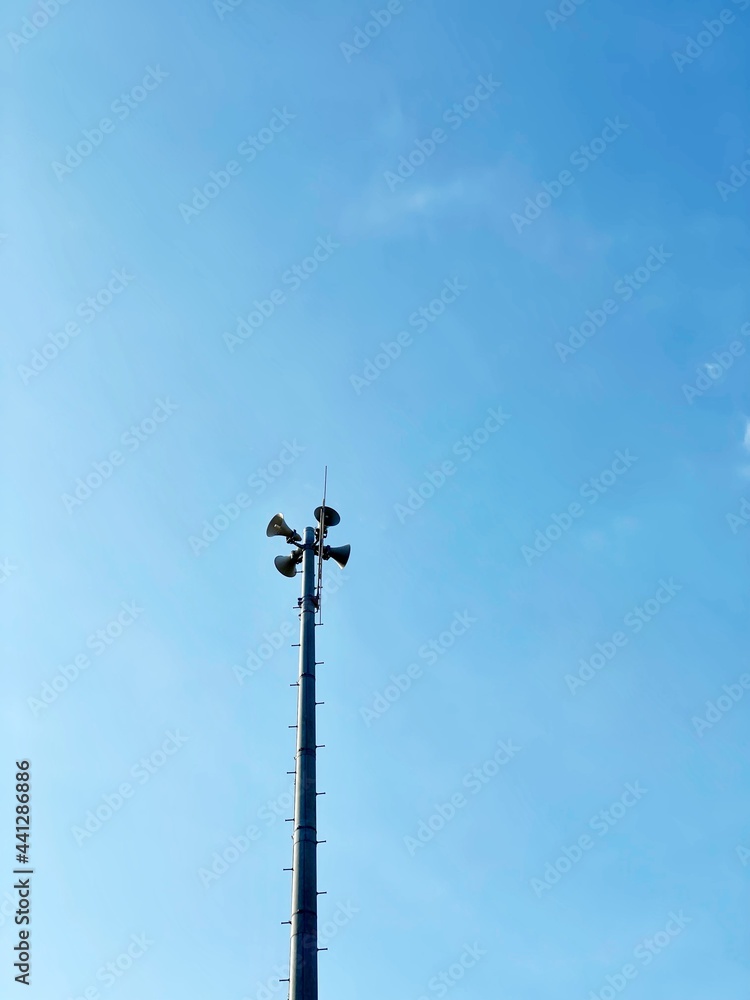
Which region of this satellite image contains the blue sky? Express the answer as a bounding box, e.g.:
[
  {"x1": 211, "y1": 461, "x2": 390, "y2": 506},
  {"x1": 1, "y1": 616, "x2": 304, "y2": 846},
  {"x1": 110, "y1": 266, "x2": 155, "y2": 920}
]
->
[{"x1": 3, "y1": 0, "x2": 750, "y2": 997}]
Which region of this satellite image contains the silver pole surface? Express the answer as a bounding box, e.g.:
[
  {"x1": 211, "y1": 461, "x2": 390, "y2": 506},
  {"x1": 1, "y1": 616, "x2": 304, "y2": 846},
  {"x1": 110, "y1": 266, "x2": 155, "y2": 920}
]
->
[{"x1": 289, "y1": 525, "x2": 318, "y2": 1000}]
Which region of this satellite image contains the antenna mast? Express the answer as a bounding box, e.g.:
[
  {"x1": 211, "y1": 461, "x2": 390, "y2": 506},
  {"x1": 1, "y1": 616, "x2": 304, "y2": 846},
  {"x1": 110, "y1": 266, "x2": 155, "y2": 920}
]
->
[{"x1": 315, "y1": 467, "x2": 327, "y2": 624}]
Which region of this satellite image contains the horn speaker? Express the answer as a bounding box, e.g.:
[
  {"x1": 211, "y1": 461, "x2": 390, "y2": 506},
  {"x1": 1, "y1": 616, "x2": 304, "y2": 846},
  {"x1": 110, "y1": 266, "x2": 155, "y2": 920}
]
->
[
  {"x1": 274, "y1": 553, "x2": 301, "y2": 578},
  {"x1": 266, "y1": 513, "x2": 300, "y2": 541},
  {"x1": 324, "y1": 544, "x2": 351, "y2": 569},
  {"x1": 314, "y1": 505, "x2": 341, "y2": 530}
]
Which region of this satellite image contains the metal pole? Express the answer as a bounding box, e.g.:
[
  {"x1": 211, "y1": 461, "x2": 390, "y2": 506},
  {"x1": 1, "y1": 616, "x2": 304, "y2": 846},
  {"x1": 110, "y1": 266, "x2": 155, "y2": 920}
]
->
[{"x1": 289, "y1": 526, "x2": 318, "y2": 1000}]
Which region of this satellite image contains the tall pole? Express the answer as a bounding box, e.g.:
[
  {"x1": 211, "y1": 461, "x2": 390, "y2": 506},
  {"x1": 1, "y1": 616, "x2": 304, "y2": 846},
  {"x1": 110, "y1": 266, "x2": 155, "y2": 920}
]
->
[
  {"x1": 289, "y1": 525, "x2": 319, "y2": 1000},
  {"x1": 266, "y1": 503, "x2": 350, "y2": 1000}
]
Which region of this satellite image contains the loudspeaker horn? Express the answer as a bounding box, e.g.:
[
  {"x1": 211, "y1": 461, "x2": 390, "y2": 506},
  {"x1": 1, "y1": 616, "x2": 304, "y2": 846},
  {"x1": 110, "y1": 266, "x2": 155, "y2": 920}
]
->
[
  {"x1": 266, "y1": 513, "x2": 300, "y2": 541},
  {"x1": 324, "y1": 543, "x2": 350, "y2": 569},
  {"x1": 314, "y1": 505, "x2": 341, "y2": 529},
  {"x1": 274, "y1": 553, "x2": 300, "y2": 578}
]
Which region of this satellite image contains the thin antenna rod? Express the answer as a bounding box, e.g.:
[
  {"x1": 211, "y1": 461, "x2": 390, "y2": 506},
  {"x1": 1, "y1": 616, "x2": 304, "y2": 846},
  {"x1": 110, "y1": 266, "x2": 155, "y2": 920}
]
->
[{"x1": 315, "y1": 467, "x2": 327, "y2": 624}]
